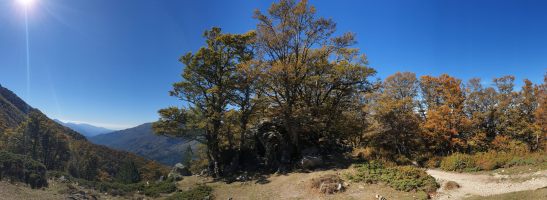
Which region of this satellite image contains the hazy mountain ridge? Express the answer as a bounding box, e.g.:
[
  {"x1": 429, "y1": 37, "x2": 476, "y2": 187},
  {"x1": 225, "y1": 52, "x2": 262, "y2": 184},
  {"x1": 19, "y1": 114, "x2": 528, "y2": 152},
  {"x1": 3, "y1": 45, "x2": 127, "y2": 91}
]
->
[
  {"x1": 90, "y1": 123, "x2": 196, "y2": 166},
  {"x1": 0, "y1": 84, "x2": 167, "y2": 182},
  {"x1": 53, "y1": 119, "x2": 113, "y2": 138}
]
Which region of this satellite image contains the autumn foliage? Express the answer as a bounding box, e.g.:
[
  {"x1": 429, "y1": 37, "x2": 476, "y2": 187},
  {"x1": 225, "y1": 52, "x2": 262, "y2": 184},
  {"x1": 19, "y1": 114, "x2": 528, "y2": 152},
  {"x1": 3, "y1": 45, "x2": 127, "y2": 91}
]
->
[{"x1": 155, "y1": 0, "x2": 546, "y2": 176}]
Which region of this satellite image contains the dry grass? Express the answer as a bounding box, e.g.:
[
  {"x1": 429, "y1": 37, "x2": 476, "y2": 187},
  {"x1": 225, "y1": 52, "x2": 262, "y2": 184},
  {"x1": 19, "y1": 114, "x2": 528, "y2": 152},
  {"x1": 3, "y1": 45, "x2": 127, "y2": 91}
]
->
[
  {"x1": 310, "y1": 174, "x2": 345, "y2": 194},
  {"x1": 0, "y1": 181, "x2": 64, "y2": 200},
  {"x1": 176, "y1": 169, "x2": 430, "y2": 200}
]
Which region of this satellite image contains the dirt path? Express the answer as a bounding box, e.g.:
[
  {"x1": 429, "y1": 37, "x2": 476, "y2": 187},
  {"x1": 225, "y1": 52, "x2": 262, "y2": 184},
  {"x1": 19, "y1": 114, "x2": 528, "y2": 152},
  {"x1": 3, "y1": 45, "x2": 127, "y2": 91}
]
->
[{"x1": 427, "y1": 169, "x2": 547, "y2": 199}]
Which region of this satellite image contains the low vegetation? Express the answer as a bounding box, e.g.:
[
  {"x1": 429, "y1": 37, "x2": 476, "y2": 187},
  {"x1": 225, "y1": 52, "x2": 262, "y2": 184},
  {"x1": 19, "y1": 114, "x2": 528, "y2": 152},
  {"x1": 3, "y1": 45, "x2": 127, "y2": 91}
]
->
[
  {"x1": 440, "y1": 151, "x2": 547, "y2": 172},
  {"x1": 166, "y1": 185, "x2": 213, "y2": 200},
  {"x1": 346, "y1": 161, "x2": 439, "y2": 193},
  {"x1": 46, "y1": 171, "x2": 177, "y2": 197}
]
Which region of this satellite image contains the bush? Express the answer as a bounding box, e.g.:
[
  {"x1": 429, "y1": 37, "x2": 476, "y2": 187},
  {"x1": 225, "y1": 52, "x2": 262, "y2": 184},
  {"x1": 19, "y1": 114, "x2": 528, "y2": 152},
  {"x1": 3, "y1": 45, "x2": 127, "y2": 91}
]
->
[
  {"x1": 346, "y1": 161, "x2": 439, "y2": 193},
  {"x1": 0, "y1": 151, "x2": 48, "y2": 188},
  {"x1": 143, "y1": 180, "x2": 177, "y2": 197},
  {"x1": 425, "y1": 156, "x2": 442, "y2": 168},
  {"x1": 166, "y1": 185, "x2": 213, "y2": 200},
  {"x1": 440, "y1": 153, "x2": 477, "y2": 172},
  {"x1": 440, "y1": 151, "x2": 547, "y2": 172}
]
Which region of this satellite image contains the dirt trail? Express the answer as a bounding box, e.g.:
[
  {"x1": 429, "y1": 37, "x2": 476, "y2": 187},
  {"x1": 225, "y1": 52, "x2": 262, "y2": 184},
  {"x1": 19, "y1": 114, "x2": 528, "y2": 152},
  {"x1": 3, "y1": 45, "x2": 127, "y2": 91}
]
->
[{"x1": 427, "y1": 169, "x2": 547, "y2": 200}]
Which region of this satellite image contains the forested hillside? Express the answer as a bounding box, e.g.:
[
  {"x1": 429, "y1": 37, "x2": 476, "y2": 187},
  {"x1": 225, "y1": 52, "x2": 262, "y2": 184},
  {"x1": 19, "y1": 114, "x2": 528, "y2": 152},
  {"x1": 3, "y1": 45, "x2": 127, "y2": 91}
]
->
[
  {"x1": 154, "y1": 0, "x2": 546, "y2": 178},
  {"x1": 0, "y1": 84, "x2": 32, "y2": 132},
  {"x1": 0, "y1": 84, "x2": 168, "y2": 185},
  {"x1": 90, "y1": 123, "x2": 196, "y2": 166}
]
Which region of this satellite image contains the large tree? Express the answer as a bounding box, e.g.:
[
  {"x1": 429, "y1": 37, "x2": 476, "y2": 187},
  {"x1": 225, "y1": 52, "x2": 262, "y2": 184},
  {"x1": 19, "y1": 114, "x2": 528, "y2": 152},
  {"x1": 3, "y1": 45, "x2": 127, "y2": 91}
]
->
[
  {"x1": 370, "y1": 72, "x2": 422, "y2": 159},
  {"x1": 534, "y1": 73, "x2": 547, "y2": 151},
  {"x1": 153, "y1": 28, "x2": 255, "y2": 177},
  {"x1": 464, "y1": 78, "x2": 498, "y2": 152},
  {"x1": 254, "y1": 0, "x2": 375, "y2": 164},
  {"x1": 420, "y1": 74, "x2": 471, "y2": 155}
]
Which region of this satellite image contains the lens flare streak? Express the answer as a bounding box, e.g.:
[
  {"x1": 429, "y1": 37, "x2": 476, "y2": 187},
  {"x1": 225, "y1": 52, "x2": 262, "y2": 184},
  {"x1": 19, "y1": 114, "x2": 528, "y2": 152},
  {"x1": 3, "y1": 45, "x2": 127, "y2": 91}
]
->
[{"x1": 25, "y1": 7, "x2": 31, "y2": 104}]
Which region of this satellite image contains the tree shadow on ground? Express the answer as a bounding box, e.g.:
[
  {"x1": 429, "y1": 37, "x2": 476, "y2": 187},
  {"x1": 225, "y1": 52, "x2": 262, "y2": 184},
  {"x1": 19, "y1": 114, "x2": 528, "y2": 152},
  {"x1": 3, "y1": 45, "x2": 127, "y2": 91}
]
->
[{"x1": 220, "y1": 152, "x2": 358, "y2": 185}]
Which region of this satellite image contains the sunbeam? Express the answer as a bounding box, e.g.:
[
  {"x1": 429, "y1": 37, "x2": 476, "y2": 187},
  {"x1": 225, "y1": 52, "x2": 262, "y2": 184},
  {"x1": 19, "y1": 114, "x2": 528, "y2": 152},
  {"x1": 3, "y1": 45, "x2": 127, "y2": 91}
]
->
[{"x1": 24, "y1": 6, "x2": 30, "y2": 107}]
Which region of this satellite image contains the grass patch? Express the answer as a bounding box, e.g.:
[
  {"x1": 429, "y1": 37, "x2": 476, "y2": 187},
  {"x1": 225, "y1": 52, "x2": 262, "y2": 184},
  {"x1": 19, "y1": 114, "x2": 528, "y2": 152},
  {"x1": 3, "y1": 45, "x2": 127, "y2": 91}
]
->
[
  {"x1": 346, "y1": 161, "x2": 439, "y2": 193},
  {"x1": 440, "y1": 151, "x2": 546, "y2": 172},
  {"x1": 166, "y1": 185, "x2": 213, "y2": 200}
]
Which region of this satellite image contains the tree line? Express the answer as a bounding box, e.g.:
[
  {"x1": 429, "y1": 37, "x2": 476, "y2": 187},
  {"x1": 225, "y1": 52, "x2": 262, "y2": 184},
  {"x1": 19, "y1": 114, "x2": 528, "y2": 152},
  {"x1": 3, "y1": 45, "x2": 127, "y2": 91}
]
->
[{"x1": 153, "y1": 0, "x2": 546, "y2": 177}]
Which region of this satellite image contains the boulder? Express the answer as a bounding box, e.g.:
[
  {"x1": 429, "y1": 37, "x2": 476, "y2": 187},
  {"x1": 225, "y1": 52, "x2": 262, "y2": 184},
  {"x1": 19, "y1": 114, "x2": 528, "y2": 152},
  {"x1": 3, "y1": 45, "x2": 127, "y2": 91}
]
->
[
  {"x1": 168, "y1": 163, "x2": 192, "y2": 181},
  {"x1": 66, "y1": 190, "x2": 98, "y2": 200},
  {"x1": 58, "y1": 175, "x2": 69, "y2": 183},
  {"x1": 300, "y1": 156, "x2": 323, "y2": 169}
]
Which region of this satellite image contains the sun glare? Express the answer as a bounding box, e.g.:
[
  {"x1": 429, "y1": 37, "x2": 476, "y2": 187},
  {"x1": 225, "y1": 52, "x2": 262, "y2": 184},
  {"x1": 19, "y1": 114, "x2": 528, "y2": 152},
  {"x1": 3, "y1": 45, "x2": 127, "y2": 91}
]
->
[{"x1": 17, "y1": 0, "x2": 35, "y2": 7}]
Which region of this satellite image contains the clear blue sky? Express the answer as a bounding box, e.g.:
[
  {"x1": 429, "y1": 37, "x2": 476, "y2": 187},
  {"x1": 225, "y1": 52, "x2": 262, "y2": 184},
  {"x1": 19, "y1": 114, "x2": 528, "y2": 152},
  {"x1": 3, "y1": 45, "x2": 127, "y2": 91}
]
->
[{"x1": 1, "y1": 0, "x2": 546, "y2": 129}]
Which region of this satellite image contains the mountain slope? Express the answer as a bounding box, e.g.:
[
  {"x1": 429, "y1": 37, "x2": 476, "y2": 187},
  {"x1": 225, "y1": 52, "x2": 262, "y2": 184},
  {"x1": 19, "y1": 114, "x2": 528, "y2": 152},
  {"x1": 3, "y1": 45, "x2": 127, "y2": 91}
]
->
[
  {"x1": 53, "y1": 119, "x2": 113, "y2": 138},
  {"x1": 0, "y1": 84, "x2": 168, "y2": 182},
  {"x1": 90, "y1": 123, "x2": 195, "y2": 166},
  {"x1": 0, "y1": 84, "x2": 32, "y2": 132}
]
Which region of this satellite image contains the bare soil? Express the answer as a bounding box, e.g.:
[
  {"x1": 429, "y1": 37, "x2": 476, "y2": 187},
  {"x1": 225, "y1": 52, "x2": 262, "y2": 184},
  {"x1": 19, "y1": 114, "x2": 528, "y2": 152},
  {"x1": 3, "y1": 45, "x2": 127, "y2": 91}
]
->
[{"x1": 427, "y1": 169, "x2": 547, "y2": 200}]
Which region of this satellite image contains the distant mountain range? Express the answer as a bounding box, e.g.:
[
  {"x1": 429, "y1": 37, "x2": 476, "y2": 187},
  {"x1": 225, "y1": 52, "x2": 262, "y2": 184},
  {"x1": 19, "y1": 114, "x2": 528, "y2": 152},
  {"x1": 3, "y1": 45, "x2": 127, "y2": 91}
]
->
[
  {"x1": 89, "y1": 123, "x2": 196, "y2": 166},
  {"x1": 53, "y1": 119, "x2": 113, "y2": 138},
  {"x1": 0, "y1": 83, "x2": 167, "y2": 181}
]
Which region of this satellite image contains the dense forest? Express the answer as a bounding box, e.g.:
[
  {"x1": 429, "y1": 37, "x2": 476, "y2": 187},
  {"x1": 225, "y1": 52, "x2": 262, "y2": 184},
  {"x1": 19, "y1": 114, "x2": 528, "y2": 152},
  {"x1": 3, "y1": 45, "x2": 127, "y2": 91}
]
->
[{"x1": 154, "y1": 0, "x2": 546, "y2": 178}]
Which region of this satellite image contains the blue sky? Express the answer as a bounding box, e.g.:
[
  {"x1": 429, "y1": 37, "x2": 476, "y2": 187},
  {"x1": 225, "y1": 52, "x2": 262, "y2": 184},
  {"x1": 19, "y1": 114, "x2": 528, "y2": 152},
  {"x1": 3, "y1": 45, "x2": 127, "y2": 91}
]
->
[{"x1": 0, "y1": 0, "x2": 545, "y2": 129}]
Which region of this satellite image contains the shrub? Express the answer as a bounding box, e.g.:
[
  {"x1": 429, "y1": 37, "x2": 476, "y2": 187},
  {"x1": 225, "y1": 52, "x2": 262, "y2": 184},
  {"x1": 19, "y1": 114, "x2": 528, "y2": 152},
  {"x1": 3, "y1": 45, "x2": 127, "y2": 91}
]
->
[
  {"x1": 346, "y1": 161, "x2": 384, "y2": 184},
  {"x1": 440, "y1": 151, "x2": 547, "y2": 172},
  {"x1": 425, "y1": 156, "x2": 442, "y2": 168},
  {"x1": 143, "y1": 180, "x2": 177, "y2": 197},
  {"x1": 353, "y1": 147, "x2": 376, "y2": 160},
  {"x1": 383, "y1": 166, "x2": 439, "y2": 193},
  {"x1": 166, "y1": 185, "x2": 213, "y2": 200},
  {"x1": 0, "y1": 151, "x2": 48, "y2": 188},
  {"x1": 346, "y1": 161, "x2": 439, "y2": 193},
  {"x1": 440, "y1": 153, "x2": 477, "y2": 172},
  {"x1": 116, "y1": 160, "x2": 141, "y2": 184}
]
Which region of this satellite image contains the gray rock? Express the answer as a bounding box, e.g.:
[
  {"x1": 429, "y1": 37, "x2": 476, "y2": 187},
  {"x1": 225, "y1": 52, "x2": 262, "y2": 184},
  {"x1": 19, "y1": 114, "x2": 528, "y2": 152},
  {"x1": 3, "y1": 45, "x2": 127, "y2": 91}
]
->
[
  {"x1": 168, "y1": 163, "x2": 192, "y2": 181},
  {"x1": 300, "y1": 156, "x2": 323, "y2": 169},
  {"x1": 58, "y1": 175, "x2": 69, "y2": 183},
  {"x1": 66, "y1": 190, "x2": 97, "y2": 200}
]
